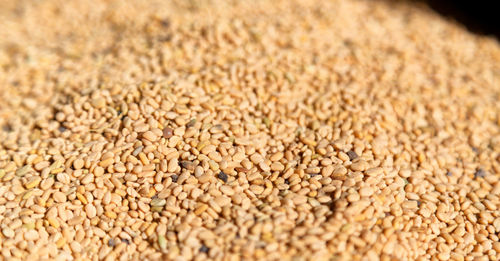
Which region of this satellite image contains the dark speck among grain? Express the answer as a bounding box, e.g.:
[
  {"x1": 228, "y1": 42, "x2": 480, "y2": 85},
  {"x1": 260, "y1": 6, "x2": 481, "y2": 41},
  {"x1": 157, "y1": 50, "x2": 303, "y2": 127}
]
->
[
  {"x1": 347, "y1": 150, "x2": 358, "y2": 161},
  {"x1": 218, "y1": 171, "x2": 228, "y2": 183}
]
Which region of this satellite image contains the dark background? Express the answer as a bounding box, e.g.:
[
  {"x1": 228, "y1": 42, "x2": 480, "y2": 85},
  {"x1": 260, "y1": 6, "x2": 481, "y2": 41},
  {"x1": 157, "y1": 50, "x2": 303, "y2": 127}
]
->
[{"x1": 418, "y1": 0, "x2": 498, "y2": 39}]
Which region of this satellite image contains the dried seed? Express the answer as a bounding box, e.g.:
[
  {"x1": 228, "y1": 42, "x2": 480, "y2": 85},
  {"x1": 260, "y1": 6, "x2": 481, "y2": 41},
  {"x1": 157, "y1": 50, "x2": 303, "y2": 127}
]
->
[
  {"x1": 365, "y1": 167, "x2": 383, "y2": 177},
  {"x1": 0, "y1": 2, "x2": 499, "y2": 260},
  {"x1": 474, "y1": 168, "x2": 486, "y2": 179},
  {"x1": 151, "y1": 198, "x2": 166, "y2": 207},
  {"x1": 53, "y1": 191, "x2": 67, "y2": 203},
  {"x1": 16, "y1": 165, "x2": 31, "y2": 176},
  {"x1": 235, "y1": 167, "x2": 249, "y2": 173},
  {"x1": 180, "y1": 161, "x2": 196, "y2": 171},
  {"x1": 199, "y1": 245, "x2": 209, "y2": 253},
  {"x1": 217, "y1": 171, "x2": 228, "y2": 183},
  {"x1": 24, "y1": 176, "x2": 41, "y2": 189},
  {"x1": 346, "y1": 150, "x2": 358, "y2": 161},
  {"x1": 2, "y1": 227, "x2": 15, "y2": 238},
  {"x1": 143, "y1": 131, "x2": 158, "y2": 142},
  {"x1": 158, "y1": 235, "x2": 167, "y2": 250},
  {"x1": 163, "y1": 127, "x2": 174, "y2": 139}
]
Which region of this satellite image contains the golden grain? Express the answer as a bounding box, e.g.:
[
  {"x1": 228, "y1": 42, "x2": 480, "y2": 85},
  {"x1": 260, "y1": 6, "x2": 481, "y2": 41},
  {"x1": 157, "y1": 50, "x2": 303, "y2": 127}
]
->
[{"x1": 0, "y1": 0, "x2": 499, "y2": 260}]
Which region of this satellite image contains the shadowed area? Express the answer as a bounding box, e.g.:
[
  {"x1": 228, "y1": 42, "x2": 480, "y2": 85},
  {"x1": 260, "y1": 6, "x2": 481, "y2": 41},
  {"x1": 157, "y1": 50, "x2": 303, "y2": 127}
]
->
[{"x1": 415, "y1": 0, "x2": 499, "y2": 39}]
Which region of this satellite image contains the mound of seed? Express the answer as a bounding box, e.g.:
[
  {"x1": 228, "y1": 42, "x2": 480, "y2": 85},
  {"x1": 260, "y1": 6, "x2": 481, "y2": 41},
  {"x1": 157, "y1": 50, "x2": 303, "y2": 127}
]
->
[{"x1": 1, "y1": 0, "x2": 500, "y2": 260}]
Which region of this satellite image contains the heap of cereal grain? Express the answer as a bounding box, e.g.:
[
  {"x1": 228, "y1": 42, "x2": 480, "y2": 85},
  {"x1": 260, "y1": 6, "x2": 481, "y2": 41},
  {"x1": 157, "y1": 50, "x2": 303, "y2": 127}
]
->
[{"x1": 1, "y1": 0, "x2": 500, "y2": 260}]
